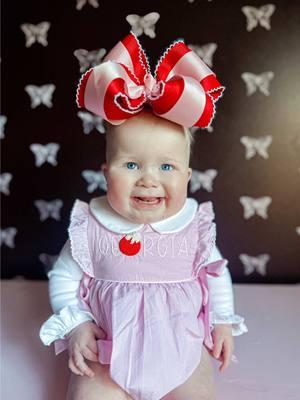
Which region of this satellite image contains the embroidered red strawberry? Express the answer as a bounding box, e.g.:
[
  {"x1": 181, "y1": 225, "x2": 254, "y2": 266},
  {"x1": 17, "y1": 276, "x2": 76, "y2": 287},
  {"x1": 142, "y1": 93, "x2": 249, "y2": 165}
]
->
[{"x1": 119, "y1": 232, "x2": 141, "y2": 256}]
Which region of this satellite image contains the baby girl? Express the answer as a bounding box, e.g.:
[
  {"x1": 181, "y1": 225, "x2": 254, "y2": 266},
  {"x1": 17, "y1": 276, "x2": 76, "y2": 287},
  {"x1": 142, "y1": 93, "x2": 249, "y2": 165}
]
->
[{"x1": 39, "y1": 32, "x2": 248, "y2": 400}]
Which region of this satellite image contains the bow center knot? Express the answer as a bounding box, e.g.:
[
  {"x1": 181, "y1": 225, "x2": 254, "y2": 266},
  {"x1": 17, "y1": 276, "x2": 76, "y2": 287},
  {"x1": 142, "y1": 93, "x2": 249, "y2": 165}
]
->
[
  {"x1": 143, "y1": 73, "x2": 161, "y2": 99},
  {"x1": 124, "y1": 73, "x2": 161, "y2": 101},
  {"x1": 143, "y1": 73, "x2": 155, "y2": 95}
]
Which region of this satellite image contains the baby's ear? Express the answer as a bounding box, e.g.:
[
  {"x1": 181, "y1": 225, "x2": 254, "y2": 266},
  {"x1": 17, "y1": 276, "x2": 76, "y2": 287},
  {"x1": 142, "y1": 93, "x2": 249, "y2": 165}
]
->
[
  {"x1": 101, "y1": 162, "x2": 108, "y2": 180},
  {"x1": 187, "y1": 167, "x2": 192, "y2": 182}
]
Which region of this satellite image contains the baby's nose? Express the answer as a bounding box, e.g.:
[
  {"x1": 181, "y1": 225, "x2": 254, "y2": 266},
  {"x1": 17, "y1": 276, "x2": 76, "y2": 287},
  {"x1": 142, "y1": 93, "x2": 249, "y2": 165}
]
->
[{"x1": 136, "y1": 172, "x2": 159, "y2": 188}]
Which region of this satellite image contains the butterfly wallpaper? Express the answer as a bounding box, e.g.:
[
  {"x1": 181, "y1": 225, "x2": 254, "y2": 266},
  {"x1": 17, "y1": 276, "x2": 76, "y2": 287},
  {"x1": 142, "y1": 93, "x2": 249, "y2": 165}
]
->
[{"x1": 1, "y1": 0, "x2": 300, "y2": 282}]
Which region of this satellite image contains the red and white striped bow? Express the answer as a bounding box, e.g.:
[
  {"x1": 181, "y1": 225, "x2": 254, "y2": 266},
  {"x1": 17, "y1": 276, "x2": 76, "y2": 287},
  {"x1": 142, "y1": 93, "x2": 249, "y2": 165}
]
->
[{"x1": 76, "y1": 31, "x2": 225, "y2": 128}]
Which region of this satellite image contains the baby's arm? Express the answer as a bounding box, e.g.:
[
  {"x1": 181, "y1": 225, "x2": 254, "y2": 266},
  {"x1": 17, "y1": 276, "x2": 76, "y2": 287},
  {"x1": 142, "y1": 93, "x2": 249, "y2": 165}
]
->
[
  {"x1": 39, "y1": 240, "x2": 107, "y2": 377},
  {"x1": 39, "y1": 239, "x2": 96, "y2": 346},
  {"x1": 206, "y1": 245, "x2": 248, "y2": 372},
  {"x1": 207, "y1": 245, "x2": 248, "y2": 335}
]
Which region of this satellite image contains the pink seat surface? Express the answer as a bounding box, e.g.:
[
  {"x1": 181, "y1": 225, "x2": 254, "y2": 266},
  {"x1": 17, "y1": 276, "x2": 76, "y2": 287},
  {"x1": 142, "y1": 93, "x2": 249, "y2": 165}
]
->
[{"x1": 1, "y1": 280, "x2": 299, "y2": 400}]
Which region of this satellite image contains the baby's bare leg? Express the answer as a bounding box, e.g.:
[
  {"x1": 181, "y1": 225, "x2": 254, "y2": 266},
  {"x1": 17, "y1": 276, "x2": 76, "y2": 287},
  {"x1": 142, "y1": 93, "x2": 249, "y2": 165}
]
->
[
  {"x1": 66, "y1": 360, "x2": 133, "y2": 400},
  {"x1": 161, "y1": 345, "x2": 217, "y2": 400}
]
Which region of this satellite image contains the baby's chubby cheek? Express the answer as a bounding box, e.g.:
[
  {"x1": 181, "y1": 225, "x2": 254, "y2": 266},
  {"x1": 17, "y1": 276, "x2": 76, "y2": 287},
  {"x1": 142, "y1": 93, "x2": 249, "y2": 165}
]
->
[{"x1": 165, "y1": 183, "x2": 188, "y2": 213}]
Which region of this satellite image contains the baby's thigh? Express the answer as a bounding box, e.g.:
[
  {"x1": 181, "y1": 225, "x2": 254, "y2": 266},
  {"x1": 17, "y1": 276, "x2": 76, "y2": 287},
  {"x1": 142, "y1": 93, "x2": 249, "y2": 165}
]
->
[
  {"x1": 161, "y1": 345, "x2": 216, "y2": 400},
  {"x1": 66, "y1": 360, "x2": 133, "y2": 400}
]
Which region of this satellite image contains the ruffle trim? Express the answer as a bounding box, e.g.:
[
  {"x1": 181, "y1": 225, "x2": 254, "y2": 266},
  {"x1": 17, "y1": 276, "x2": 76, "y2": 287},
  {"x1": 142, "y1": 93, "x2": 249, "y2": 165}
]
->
[
  {"x1": 201, "y1": 85, "x2": 226, "y2": 129},
  {"x1": 210, "y1": 311, "x2": 249, "y2": 337},
  {"x1": 39, "y1": 305, "x2": 95, "y2": 346},
  {"x1": 129, "y1": 30, "x2": 151, "y2": 79},
  {"x1": 76, "y1": 68, "x2": 93, "y2": 108},
  {"x1": 154, "y1": 37, "x2": 185, "y2": 80},
  {"x1": 194, "y1": 201, "x2": 216, "y2": 269},
  {"x1": 68, "y1": 199, "x2": 95, "y2": 277}
]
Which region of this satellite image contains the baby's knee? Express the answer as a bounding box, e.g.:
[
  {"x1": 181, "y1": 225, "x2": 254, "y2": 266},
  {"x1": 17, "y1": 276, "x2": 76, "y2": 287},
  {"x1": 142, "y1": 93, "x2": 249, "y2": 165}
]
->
[
  {"x1": 67, "y1": 381, "x2": 130, "y2": 400},
  {"x1": 66, "y1": 361, "x2": 132, "y2": 400}
]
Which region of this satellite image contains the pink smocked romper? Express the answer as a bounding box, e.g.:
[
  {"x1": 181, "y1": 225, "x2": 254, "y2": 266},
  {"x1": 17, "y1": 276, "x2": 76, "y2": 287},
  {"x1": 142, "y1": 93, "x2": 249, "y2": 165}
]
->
[{"x1": 55, "y1": 197, "x2": 227, "y2": 400}]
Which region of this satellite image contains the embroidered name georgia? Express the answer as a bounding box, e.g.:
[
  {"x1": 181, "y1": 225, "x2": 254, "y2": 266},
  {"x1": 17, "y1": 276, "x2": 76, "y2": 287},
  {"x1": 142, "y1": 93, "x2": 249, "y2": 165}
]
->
[{"x1": 97, "y1": 234, "x2": 193, "y2": 258}]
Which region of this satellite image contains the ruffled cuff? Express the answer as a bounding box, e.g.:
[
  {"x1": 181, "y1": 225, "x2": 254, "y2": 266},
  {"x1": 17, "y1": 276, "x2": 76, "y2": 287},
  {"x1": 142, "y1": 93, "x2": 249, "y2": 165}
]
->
[
  {"x1": 210, "y1": 311, "x2": 249, "y2": 336},
  {"x1": 39, "y1": 305, "x2": 95, "y2": 346}
]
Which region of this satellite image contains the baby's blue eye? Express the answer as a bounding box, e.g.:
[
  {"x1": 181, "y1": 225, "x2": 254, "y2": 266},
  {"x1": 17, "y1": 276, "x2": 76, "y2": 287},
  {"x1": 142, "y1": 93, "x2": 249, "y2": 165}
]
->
[
  {"x1": 161, "y1": 164, "x2": 173, "y2": 171},
  {"x1": 126, "y1": 162, "x2": 138, "y2": 170}
]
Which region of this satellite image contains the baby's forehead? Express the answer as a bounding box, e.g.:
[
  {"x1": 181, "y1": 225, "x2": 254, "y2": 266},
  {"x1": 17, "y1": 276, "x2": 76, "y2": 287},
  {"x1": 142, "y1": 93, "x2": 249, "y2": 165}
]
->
[
  {"x1": 111, "y1": 126, "x2": 187, "y2": 149},
  {"x1": 105, "y1": 111, "x2": 190, "y2": 160}
]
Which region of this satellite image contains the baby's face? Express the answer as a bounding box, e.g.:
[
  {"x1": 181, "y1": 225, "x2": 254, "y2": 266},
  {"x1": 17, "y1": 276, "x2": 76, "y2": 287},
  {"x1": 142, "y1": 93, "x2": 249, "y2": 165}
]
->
[{"x1": 102, "y1": 114, "x2": 192, "y2": 224}]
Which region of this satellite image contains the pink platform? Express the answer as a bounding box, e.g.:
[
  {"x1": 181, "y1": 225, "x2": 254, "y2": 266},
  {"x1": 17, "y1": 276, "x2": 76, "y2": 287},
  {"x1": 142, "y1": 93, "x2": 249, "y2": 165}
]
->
[{"x1": 1, "y1": 280, "x2": 299, "y2": 399}]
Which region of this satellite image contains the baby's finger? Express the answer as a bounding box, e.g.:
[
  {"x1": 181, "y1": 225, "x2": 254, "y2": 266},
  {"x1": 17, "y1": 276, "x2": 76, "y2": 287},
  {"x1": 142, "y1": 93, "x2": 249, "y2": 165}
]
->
[
  {"x1": 219, "y1": 343, "x2": 231, "y2": 373},
  {"x1": 73, "y1": 351, "x2": 95, "y2": 378},
  {"x1": 213, "y1": 339, "x2": 223, "y2": 359},
  {"x1": 82, "y1": 346, "x2": 99, "y2": 362},
  {"x1": 68, "y1": 356, "x2": 84, "y2": 376}
]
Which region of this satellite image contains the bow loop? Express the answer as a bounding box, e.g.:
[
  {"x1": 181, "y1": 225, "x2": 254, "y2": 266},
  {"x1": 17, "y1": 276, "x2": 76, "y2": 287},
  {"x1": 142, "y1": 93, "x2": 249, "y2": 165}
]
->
[{"x1": 76, "y1": 31, "x2": 225, "y2": 128}]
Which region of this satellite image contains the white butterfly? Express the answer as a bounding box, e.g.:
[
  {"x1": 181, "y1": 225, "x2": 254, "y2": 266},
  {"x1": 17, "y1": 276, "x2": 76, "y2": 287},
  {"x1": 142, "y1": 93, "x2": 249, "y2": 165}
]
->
[
  {"x1": 25, "y1": 84, "x2": 56, "y2": 108},
  {"x1": 34, "y1": 199, "x2": 63, "y2": 221},
  {"x1": 74, "y1": 48, "x2": 107, "y2": 73},
  {"x1": 239, "y1": 253, "x2": 270, "y2": 276},
  {"x1": 239, "y1": 196, "x2": 272, "y2": 219},
  {"x1": 0, "y1": 115, "x2": 7, "y2": 139},
  {"x1": 0, "y1": 227, "x2": 17, "y2": 248},
  {"x1": 77, "y1": 111, "x2": 105, "y2": 134},
  {"x1": 30, "y1": 143, "x2": 60, "y2": 167},
  {"x1": 76, "y1": 0, "x2": 99, "y2": 10},
  {"x1": 241, "y1": 72, "x2": 274, "y2": 96},
  {"x1": 240, "y1": 135, "x2": 273, "y2": 159},
  {"x1": 39, "y1": 253, "x2": 59, "y2": 275},
  {"x1": 0, "y1": 173, "x2": 13, "y2": 195},
  {"x1": 82, "y1": 170, "x2": 107, "y2": 193},
  {"x1": 296, "y1": 227, "x2": 300, "y2": 236},
  {"x1": 189, "y1": 169, "x2": 218, "y2": 193},
  {"x1": 188, "y1": 43, "x2": 217, "y2": 68},
  {"x1": 20, "y1": 21, "x2": 51, "y2": 47},
  {"x1": 241, "y1": 4, "x2": 276, "y2": 32},
  {"x1": 126, "y1": 12, "x2": 160, "y2": 38}
]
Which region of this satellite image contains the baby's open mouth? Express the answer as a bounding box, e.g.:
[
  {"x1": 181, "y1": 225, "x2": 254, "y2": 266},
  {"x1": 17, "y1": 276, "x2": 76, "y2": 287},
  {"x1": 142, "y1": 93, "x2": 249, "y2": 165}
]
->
[{"x1": 133, "y1": 197, "x2": 163, "y2": 204}]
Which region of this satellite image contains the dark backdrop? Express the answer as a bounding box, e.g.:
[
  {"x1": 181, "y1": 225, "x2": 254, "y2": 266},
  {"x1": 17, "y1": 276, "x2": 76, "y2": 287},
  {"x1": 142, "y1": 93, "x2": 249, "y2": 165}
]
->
[{"x1": 1, "y1": 0, "x2": 300, "y2": 282}]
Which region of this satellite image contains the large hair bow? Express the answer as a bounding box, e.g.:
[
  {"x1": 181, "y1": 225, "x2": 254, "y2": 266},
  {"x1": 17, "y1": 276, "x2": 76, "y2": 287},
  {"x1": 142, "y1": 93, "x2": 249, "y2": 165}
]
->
[{"x1": 76, "y1": 31, "x2": 225, "y2": 128}]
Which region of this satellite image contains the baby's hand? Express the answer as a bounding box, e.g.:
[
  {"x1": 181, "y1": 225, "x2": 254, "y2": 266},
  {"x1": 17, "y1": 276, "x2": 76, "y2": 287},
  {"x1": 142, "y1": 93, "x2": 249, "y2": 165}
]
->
[
  {"x1": 210, "y1": 324, "x2": 234, "y2": 373},
  {"x1": 66, "y1": 321, "x2": 106, "y2": 378}
]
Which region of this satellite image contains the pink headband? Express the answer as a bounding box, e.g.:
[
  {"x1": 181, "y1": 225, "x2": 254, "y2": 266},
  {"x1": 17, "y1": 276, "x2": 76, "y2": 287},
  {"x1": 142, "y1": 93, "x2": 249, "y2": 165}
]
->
[{"x1": 76, "y1": 31, "x2": 225, "y2": 128}]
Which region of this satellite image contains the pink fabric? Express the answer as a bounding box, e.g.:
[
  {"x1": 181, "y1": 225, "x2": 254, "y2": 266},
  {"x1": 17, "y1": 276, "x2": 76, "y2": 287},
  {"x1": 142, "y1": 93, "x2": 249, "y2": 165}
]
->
[{"x1": 54, "y1": 199, "x2": 225, "y2": 400}]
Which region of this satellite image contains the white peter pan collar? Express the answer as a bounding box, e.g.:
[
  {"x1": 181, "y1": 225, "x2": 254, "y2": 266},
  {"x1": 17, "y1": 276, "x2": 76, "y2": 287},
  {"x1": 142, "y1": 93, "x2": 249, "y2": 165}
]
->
[{"x1": 89, "y1": 195, "x2": 198, "y2": 234}]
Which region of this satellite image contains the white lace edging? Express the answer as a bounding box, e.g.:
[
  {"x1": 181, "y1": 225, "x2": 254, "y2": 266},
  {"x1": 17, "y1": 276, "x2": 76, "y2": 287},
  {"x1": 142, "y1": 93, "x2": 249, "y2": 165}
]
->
[
  {"x1": 39, "y1": 305, "x2": 95, "y2": 346},
  {"x1": 76, "y1": 67, "x2": 93, "y2": 108},
  {"x1": 68, "y1": 199, "x2": 95, "y2": 277},
  {"x1": 210, "y1": 312, "x2": 249, "y2": 336},
  {"x1": 129, "y1": 30, "x2": 151, "y2": 78},
  {"x1": 195, "y1": 201, "x2": 217, "y2": 268},
  {"x1": 201, "y1": 86, "x2": 226, "y2": 129},
  {"x1": 154, "y1": 37, "x2": 185, "y2": 79},
  {"x1": 114, "y1": 92, "x2": 146, "y2": 114}
]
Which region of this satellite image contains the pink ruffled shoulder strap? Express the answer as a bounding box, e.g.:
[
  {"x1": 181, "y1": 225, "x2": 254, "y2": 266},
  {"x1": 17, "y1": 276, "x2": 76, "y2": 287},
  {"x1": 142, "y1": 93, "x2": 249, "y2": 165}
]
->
[
  {"x1": 68, "y1": 199, "x2": 95, "y2": 277},
  {"x1": 193, "y1": 201, "x2": 217, "y2": 273}
]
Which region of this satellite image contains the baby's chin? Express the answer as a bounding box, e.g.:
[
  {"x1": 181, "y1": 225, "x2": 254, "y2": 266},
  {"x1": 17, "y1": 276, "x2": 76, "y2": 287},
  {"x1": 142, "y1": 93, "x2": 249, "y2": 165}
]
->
[
  {"x1": 129, "y1": 212, "x2": 167, "y2": 224},
  {"x1": 126, "y1": 206, "x2": 168, "y2": 225},
  {"x1": 113, "y1": 204, "x2": 168, "y2": 225}
]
